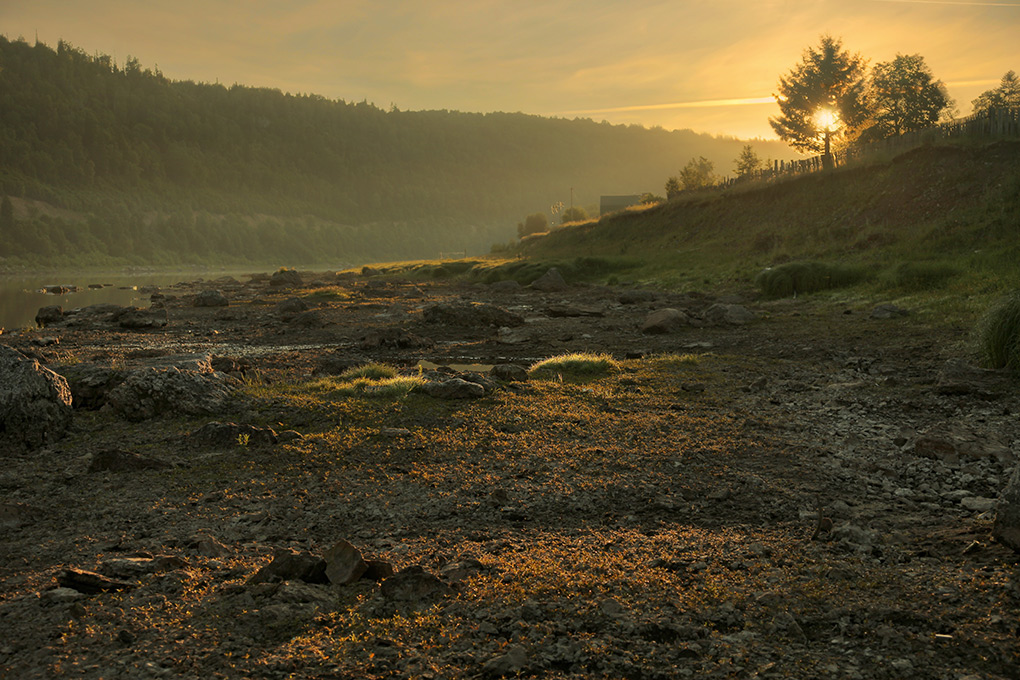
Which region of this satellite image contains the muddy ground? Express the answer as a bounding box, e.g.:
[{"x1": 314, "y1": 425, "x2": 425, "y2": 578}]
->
[{"x1": 1, "y1": 270, "x2": 1018, "y2": 679}]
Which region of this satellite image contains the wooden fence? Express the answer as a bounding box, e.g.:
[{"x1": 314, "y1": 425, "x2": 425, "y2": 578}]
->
[{"x1": 724, "y1": 107, "x2": 1020, "y2": 188}]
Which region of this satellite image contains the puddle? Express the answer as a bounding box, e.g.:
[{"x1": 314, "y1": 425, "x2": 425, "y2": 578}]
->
[{"x1": 418, "y1": 360, "x2": 494, "y2": 373}]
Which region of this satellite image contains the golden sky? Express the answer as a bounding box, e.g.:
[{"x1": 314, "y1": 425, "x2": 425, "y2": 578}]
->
[{"x1": 2, "y1": 0, "x2": 1017, "y2": 140}]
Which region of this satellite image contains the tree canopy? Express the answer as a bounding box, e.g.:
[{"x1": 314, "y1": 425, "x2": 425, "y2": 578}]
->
[
  {"x1": 972, "y1": 71, "x2": 1020, "y2": 113},
  {"x1": 666, "y1": 157, "x2": 718, "y2": 198},
  {"x1": 866, "y1": 54, "x2": 952, "y2": 139},
  {"x1": 769, "y1": 35, "x2": 871, "y2": 154}
]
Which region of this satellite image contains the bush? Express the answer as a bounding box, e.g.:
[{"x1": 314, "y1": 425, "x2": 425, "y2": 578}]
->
[
  {"x1": 886, "y1": 261, "x2": 959, "y2": 291},
  {"x1": 529, "y1": 352, "x2": 620, "y2": 380},
  {"x1": 977, "y1": 291, "x2": 1020, "y2": 370},
  {"x1": 756, "y1": 261, "x2": 869, "y2": 298}
]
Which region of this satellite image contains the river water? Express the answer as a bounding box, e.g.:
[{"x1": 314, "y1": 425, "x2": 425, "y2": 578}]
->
[{"x1": 0, "y1": 270, "x2": 255, "y2": 331}]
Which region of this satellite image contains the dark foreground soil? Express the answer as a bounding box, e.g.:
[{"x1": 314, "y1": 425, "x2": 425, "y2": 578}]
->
[{"x1": 1, "y1": 271, "x2": 1018, "y2": 679}]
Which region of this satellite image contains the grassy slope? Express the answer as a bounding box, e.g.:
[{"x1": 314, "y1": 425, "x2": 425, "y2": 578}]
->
[{"x1": 516, "y1": 141, "x2": 1020, "y2": 321}]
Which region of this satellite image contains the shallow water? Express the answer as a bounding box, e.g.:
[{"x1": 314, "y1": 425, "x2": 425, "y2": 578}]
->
[{"x1": 0, "y1": 270, "x2": 252, "y2": 331}]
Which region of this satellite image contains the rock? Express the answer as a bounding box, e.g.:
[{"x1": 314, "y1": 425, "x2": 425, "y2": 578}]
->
[
  {"x1": 359, "y1": 328, "x2": 435, "y2": 349},
  {"x1": 380, "y1": 566, "x2": 454, "y2": 604},
  {"x1": 993, "y1": 465, "x2": 1020, "y2": 552},
  {"x1": 275, "y1": 297, "x2": 309, "y2": 318},
  {"x1": 191, "y1": 535, "x2": 232, "y2": 557},
  {"x1": 270, "y1": 268, "x2": 303, "y2": 287},
  {"x1": 35, "y1": 305, "x2": 64, "y2": 327},
  {"x1": 618, "y1": 290, "x2": 658, "y2": 304},
  {"x1": 914, "y1": 437, "x2": 959, "y2": 464},
  {"x1": 482, "y1": 645, "x2": 528, "y2": 677},
  {"x1": 101, "y1": 555, "x2": 187, "y2": 578},
  {"x1": 88, "y1": 449, "x2": 172, "y2": 472},
  {"x1": 961, "y1": 496, "x2": 997, "y2": 512},
  {"x1": 641, "y1": 308, "x2": 690, "y2": 334},
  {"x1": 529, "y1": 267, "x2": 568, "y2": 292},
  {"x1": 703, "y1": 303, "x2": 757, "y2": 325},
  {"x1": 489, "y1": 280, "x2": 522, "y2": 292},
  {"x1": 497, "y1": 326, "x2": 534, "y2": 345},
  {"x1": 57, "y1": 568, "x2": 135, "y2": 594},
  {"x1": 935, "y1": 359, "x2": 1011, "y2": 399},
  {"x1": 247, "y1": 548, "x2": 328, "y2": 585},
  {"x1": 363, "y1": 560, "x2": 396, "y2": 581},
  {"x1": 491, "y1": 364, "x2": 528, "y2": 382},
  {"x1": 440, "y1": 558, "x2": 484, "y2": 583},
  {"x1": 39, "y1": 587, "x2": 86, "y2": 604},
  {"x1": 0, "y1": 345, "x2": 73, "y2": 449},
  {"x1": 420, "y1": 378, "x2": 486, "y2": 399},
  {"x1": 114, "y1": 306, "x2": 168, "y2": 330},
  {"x1": 272, "y1": 581, "x2": 335, "y2": 607},
  {"x1": 323, "y1": 540, "x2": 369, "y2": 585},
  {"x1": 0, "y1": 501, "x2": 43, "y2": 528},
  {"x1": 194, "y1": 289, "x2": 229, "y2": 307},
  {"x1": 423, "y1": 302, "x2": 524, "y2": 328},
  {"x1": 871, "y1": 303, "x2": 909, "y2": 319},
  {"x1": 56, "y1": 363, "x2": 128, "y2": 409},
  {"x1": 106, "y1": 367, "x2": 239, "y2": 421},
  {"x1": 189, "y1": 422, "x2": 278, "y2": 448},
  {"x1": 546, "y1": 304, "x2": 604, "y2": 318}
]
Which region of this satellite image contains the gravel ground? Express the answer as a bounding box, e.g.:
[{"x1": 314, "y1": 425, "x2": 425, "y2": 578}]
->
[{"x1": 1, "y1": 271, "x2": 1017, "y2": 679}]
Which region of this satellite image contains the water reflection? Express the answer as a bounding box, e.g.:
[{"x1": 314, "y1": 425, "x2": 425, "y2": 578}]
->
[{"x1": 0, "y1": 271, "x2": 252, "y2": 330}]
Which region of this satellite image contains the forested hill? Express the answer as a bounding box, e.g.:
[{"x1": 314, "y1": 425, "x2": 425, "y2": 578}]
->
[{"x1": 0, "y1": 36, "x2": 791, "y2": 267}]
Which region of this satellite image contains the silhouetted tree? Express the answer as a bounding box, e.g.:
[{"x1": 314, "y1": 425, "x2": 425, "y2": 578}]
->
[
  {"x1": 972, "y1": 71, "x2": 1020, "y2": 113},
  {"x1": 517, "y1": 212, "x2": 549, "y2": 238},
  {"x1": 560, "y1": 206, "x2": 588, "y2": 224},
  {"x1": 865, "y1": 54, "x2": 952, "y2": 139},
  {"x1": 668, "y1": 156, "x2": 717, "y2": 195},
  {"x1": 770, "y1": 35, "x2": 870, "y2": 154},
  {"x1": 734, "y1": 145, "x2": 763, "y2": 178}
]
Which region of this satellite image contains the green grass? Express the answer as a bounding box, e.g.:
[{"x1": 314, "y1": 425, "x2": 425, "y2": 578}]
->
[
  {"x1": 339, "y1": 363, "x2": 399, "y2": 380},
  {"x1": 755, "y1": 261, "x2": 871, "y2": 299},
  {"x1": 528, "y1": 352, "x2": 620, "y2": 380},
  {"x1": 882, "y1": 261, "x2": 961, "y2": 292},
  {"x1": 977, "y1": 291, "x2": 1020, "y2": 370}
]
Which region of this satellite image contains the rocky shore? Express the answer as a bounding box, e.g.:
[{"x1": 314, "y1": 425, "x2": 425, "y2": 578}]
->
[{"x1": 1, "y1": 268, "x2": 1018, "y2": 679}]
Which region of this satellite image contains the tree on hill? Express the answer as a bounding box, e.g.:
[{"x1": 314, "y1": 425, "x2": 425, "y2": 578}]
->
[
  {"x1": 734, "y1": 145, "x2": 763, "y2": 178},
  {"x1": 972, "y1": 71, "x2": 1020, "y2": 113},
  {"x1": 517, "y1": 212, "x2": 549, "y2": 238},
  {"x1": 865, "y1": 54, "x2": 952, "y2": 139},
  {"x1": 770, "y1": 35, "x2": 871, "y2": 155},
  {"x1": 560, "y1": 206, "x2": 588, "y2": 224},
  {"x1": 666, "y1": 156, "x2": 718, "y2": 198}
]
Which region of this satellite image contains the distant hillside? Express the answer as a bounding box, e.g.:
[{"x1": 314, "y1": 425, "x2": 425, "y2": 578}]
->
[
  {"x1": 0, "y1": 36, "x2": 793, "y2": 267},
  {"x1": 522, "y1": 141, "x2": 1020, "y2": 294}
]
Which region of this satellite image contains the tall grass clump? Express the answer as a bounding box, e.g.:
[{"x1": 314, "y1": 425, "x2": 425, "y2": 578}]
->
[
  {"x1": 977, "y1": 291, "x2": 1020, "y2": 370},
  {"x1": 884, "y1": 261, "x2": 960, "y2": 291},
  {"x1": 756, "y1": 261, "x2": 869, "y2": 298},
  {"x1": 529, "y1": 352, "x2": 620, "y2": 380},
  {"x1": 339, "y1": 363, "x2": 398, "y2": 380}
]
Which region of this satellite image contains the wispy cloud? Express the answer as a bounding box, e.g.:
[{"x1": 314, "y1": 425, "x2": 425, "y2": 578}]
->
[
  {"x1": 557, "y1": 97, "x2": 776, "y2": 116},
  {"x1": 868, "y1": 0, "x2": 1020, "y2": 6}
]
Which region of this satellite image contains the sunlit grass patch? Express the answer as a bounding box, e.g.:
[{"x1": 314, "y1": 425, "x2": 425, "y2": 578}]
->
[
  {"x1": 339, "y1": 362, "x2": 398, "y2": 380},
  {"x1": 303, "y1": 286, "x2": 350, "y2": 301},
  {"x1": 306, "y1": 375, "x2": 423, "y2": 398},
  {"x1": 756, "y1": 261, "x2": 870, "y2": 299},
  {"x1": 529, "y1": 352, "x2": 620, "y2": 380},
  {"x1": 649, "y1": 352, "x2": 703, "y2": 366},
  {"x1": 977, "y1": 290, "x2": 1020, "y2": 370}
]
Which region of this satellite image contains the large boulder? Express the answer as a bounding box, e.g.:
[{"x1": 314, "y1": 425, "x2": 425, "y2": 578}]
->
[
  {"x1": 0, "y1": 346, "x2": 73, "y2": 449},
  {"x1": 113, "y1": 306, "x2": 168, "y2": 330},
  {"x1": 993, "y1": 465, "x2": 1020, "y2": 553},
  {"x1": 423, "y1": 302, "x2": 524, "y2": 328},
  {"x1": 56, "y1": 363, "x2": 129, "y2": 409},
  {"x1": 641, "y1": 308, "x2": 690, "y2": 334},
  {"x1": 106, "y1": 367, "x2": 240, "y2": 421},
  {"x1": 529, "y1": 267, "x2": 569, "y2": 293},
  {"x1": 703, "y1": 303, "x2": 757, "y2": 326},
  {"x1": 194, "y1": 290, "x2": 230, "y2": 307},
  {"x1": 935, "y1": 359, "x2": 1011, "y2": 400},
  {"x1": 35, "y1": 305, "x2": 64, "y2": 328},
  {"x1": 270, "y1": 268, "x2": 303, "y2": 287}
]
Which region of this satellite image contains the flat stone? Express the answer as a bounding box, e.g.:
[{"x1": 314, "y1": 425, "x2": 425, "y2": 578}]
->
[{"x1": 323, "y1": 540, "x2": 368, "y2": 585}]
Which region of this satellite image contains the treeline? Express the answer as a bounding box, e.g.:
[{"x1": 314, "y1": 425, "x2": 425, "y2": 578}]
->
[{"x1": 0, "y1": 36, "x2": 789, "y2": 266}]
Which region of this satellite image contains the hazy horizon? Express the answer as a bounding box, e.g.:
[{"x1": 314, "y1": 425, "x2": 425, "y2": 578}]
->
[{"x1": 2, "y1": 0, "x2": 1018, "y2": 141}]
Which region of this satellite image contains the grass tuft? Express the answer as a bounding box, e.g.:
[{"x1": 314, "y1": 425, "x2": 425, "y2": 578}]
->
[
  {"x1": 339, "y1": 363, "x2": 398, "y2": 380},
  {"x1": 977, "y1": 291, "x2": 1020, "y2": 370},
  {"x1": 756, "y1": 261, "x2": 870, "y2": 299},
  {"x1": 302, "y1": 374, "x2": 422, "y2": 398},
  {"x1": 529, "y1": 352, "x2": 620, "y2": 380},
  {"x1": 884, "y1": 261, "x2": 960, "y2": 291}
]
